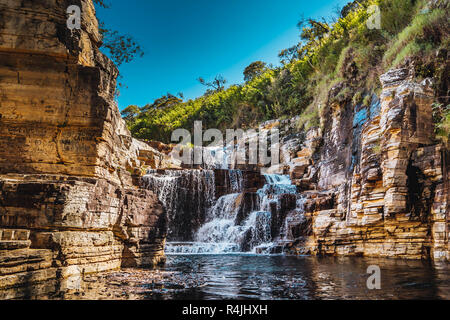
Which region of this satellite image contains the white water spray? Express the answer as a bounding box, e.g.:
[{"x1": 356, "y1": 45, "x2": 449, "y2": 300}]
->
[{"x1": 164, "y1": 171, "x2": 303, "y2": 254}]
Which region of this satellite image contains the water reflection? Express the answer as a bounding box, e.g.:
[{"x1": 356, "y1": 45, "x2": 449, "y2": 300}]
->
[{"x1": 27, "y1": 255, "x2": 450, "y2": 300}]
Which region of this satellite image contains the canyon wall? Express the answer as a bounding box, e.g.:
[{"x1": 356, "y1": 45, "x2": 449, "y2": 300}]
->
[
  {"x1": 0, "y1": 0, "x2": 167, "y2": 298},
  {"x1": 0, "y1": 0, "x2": 447, "y2": 302},
  {"x1": 283, "y1": 67, "x2": 449, "y2": 261}
]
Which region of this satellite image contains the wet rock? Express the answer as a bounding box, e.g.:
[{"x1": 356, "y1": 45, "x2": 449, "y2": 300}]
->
[
  {"x1": 235, "y1": 193, "x2": 259, "y2": 226},
  {"x1": 143, "y1": 169, "x2": 215, "y2": 241},
  {"x1": 270, "y1": 194, "x2": 298, "y2": 239}
]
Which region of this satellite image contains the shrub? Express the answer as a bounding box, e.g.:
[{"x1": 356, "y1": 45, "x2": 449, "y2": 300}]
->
[
  {"x1": 362, "y1": 94, "x2": 372, "y2": 107},
  {"x1": 352, "y1": 91, "x2": 364, "y2": 105},
  {"x1": 379, "y1": 0, "x2": 418, "y2": 36},
  {"x1": 335, "y1": 45, "x2": 353, "y2": 78},
  {"x1": 372, "y1": 141, "x2": 381, "y2": 154}
]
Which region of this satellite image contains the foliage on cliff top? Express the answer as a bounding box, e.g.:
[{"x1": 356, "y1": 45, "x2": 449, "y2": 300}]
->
[
  {"x1": 94, "y1": 0, "x2": 144, "y2": 77},
  {"x1": 123, "y1": 0, "x2": 448, "y2": 144},
  {"x1": 433, "y1": 102, "x2": 450, "y2": 148}
]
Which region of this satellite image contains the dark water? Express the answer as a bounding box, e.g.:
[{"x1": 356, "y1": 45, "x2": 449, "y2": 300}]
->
[{"x1": 67, "y1": 254, "x2": 449, "y2": 300}]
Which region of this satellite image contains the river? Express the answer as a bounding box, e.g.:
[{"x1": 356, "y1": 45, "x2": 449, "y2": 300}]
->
[{"x1": 61, "y1": 254, "x2": 449, "y2": 300}]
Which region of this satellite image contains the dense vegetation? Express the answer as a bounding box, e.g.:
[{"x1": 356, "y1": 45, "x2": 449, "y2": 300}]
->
[{"x1": 120, "y1": 0, "x2": 449, "y2": 146}]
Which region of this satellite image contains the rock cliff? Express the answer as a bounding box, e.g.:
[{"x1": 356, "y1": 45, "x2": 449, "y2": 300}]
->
[
  {"x1": 0, "y1": 0, "x2": 167, "y2": 298},
  {"x1": 282, "y1": 67, "x2": 449, "y2": 261},
  {"x1": 0, "y1": 0, "x2": 447, "y2": 301}
]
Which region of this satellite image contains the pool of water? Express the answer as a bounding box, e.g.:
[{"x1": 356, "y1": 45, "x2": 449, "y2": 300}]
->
[{"x1": 63, "y1": 254, "x2": 449, "y2": 300}]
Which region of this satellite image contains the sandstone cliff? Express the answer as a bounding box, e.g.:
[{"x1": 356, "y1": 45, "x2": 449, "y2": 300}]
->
[
  {"x1": 0, "y1": 0, "x2": 448, "y2": 301},
  {"x1": 0, "y1": 0, "x2": 167, "y2": 299},
  {"x1": 281, "y1": 67, "x2": 449, "y2": 261}
]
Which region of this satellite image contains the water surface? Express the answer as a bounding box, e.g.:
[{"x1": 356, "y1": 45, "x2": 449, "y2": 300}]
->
[{"x1": 65, "y1": 254, "x2": 449, "y2": 300}]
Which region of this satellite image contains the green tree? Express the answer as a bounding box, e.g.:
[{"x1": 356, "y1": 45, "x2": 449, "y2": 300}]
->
[
  {"x1": 298, "y1": 18, "x2": 330, "y2": 44},
  {"x1": 121, "y1": 105, "x2": 140, "y2": 122},
  {"x1": 278, "y1": 45, "x2": 301, "y2": 64},
  {"x1": 243, "y1": 61, "x2": 267, "y2": 82},
  {"x1": 93, "y1": 0, "x2": 108, "y2": 8},
  {"x1": 141, "y1": 94, "x2": 183, "y2": 114},
  {"x1": 99, "y1": 25, "x2": 144, "y2": 66},
  {"x1": 340, "y1": 1, "x2": 360, "y2": 18},
  {"x1": 93, "y1": 0, "x2": 144, "y2": 67},
  {"x1": 197, "y1": 75, "x2": 227, "y2": 95}
]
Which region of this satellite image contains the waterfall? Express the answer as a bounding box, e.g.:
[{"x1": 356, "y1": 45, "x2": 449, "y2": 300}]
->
[
  {"x1": 163, "y1": 171, "x2": 304, "y2": 255},
  {"x1": 226, "y1": 169, "x2": 243, "y2": 193},
  {"x1": 258, "y1": 174, "x2": 297, "y2": 212},
  {"x1": 202, "y1": 144, "x2": 236, "y2": 169},
  {"x1": 240, "y1": 211, "x2": 272, "y2": 251},
  {"x1": 195, "y1": 193, "x2": 242, "y2": 244},
  {"x1": 143, "y1": 169, "x2": 216, "y2": 241}
]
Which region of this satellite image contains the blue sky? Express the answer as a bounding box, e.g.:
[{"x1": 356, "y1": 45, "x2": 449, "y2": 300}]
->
[{"x1": 96, "y1": 0, "x2": 346, "y2": 110}]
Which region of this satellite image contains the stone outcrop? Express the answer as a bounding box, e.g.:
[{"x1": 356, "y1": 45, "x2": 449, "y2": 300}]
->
[
  {"x1": 0, "y1": 0, "x2": 167, "y2": 298},
  {"x1": 283, "y1": 67, "x2": 448, "y2": 261}
]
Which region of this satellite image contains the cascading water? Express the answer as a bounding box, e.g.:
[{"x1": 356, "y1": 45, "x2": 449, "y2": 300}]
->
[
  {"x1": 257, "y1": 174, "x2": 297, "y2": 212},
  {"x1": 281, "y1": 196, "x2": 307, "y2": 240},
  {"x1": 187, "y1": 193, "x2": 243, "y2": 254},
  {"x1": 162, "y1": 170, "x2": 305, "y2": 255},
  {"x1": 249, "y1": 174, "x2": 299, "y2": 253},
  {"x1": 225, "y1": 169, "x2": 243, "y2": 193},
  {"x1": 143, "y1": 169, "x2": 216, "y2": 241},
  {"x1": 203, "y1": 145, "x2": 235, "y2": 169}
]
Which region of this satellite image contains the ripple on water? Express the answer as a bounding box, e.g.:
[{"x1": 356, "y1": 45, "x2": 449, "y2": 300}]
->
[{"x1": 55, "y1": 255, "x2": 450, "y2": 300}]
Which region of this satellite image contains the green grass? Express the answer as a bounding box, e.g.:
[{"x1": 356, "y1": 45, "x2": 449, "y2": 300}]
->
[
  {"x1": 383, "y1": 8, "x2": 446, "y2": 68},
  {"x1": 362, "y1": 94, "x2": 372, "y2": 107},
  {"x1": 372, "y1": 142, "x2": 381, "y2": 155},
  {"x1": 434, "y1": 103, "x2": 450, "y2": 148},
  {"x1": 335, "y1": 45, "x2": 353, "y2": 78},
  {"x1": 352, "y1": 91, "x2": 364, "y2": 105}
]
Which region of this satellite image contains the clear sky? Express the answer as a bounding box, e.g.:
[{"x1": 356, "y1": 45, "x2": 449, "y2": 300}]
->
[{"x1": 96, "y1": 0, "x2": 347, "y2": 110}]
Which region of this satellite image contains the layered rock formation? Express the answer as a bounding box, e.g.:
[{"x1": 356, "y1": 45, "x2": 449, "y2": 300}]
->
[
  {"x1": 284, "y1": 68, "x2": 449, "y2": 261},
  {"x1": 0, "y1": 0, "x2": 167, "y2": 298},
  {"x1": 0, "y1": 0, "x2": 447, "y2": 302}
]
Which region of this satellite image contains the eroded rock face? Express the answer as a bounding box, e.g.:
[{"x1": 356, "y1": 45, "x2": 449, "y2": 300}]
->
[
  {"x1": 285, "y1": 68, "x2": 448, "y2": 261},
  {"x1": 0, "y1": 0, "x2": 167, "y2": 298}
]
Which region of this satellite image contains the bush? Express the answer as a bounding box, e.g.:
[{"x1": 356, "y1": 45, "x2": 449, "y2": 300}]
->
[
  {"x1": 379, "y1": 0, "x2": 418, "y2": 36},
  {"x1": 433, "y1": 103, "x2": 450, "y2": 148},
  {"x1": 352, "y1": 90, "x2": 364, "y2": 105},
  {"x1": 362, "y1": 94, "x2": 372, "y2": 107}
]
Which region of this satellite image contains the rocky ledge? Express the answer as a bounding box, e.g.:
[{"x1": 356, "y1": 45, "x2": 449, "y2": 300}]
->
[{"x1": 0, "y1": 0, "x2": 168, "y2": 298}]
